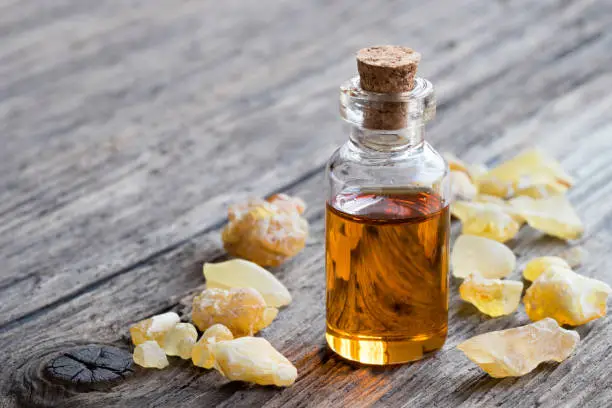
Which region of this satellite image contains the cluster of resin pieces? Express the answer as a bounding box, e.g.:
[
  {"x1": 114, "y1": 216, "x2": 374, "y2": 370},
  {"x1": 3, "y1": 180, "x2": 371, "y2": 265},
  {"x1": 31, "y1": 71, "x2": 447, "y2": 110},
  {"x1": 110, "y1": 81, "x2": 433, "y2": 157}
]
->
[
  {"x1": 447, "y1": 149, "x2": 583, "y2": 241},
  {"x1": 448, "y1": 149, "x2": 610, "y2": 378},
  {"x1": 129, "y1": 258, "x2": 297, "y2": 387},
  {"x1": 221, "y1": 194, "x2": 309, "y2": 267}
]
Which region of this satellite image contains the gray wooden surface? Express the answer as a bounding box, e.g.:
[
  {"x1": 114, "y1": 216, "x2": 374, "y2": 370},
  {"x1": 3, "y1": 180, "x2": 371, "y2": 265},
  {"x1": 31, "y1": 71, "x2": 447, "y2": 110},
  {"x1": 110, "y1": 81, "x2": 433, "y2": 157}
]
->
[{"x1": 1, "y1": 0, "x2": 611, "y2": 407}]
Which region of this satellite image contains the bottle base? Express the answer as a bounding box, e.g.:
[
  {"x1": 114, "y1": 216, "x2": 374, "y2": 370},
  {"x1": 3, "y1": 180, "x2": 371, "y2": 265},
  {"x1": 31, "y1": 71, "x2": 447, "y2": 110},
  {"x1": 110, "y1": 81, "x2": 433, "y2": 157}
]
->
[{"x1": 325, "y1": 327, "x2": 446, "y2": 365}]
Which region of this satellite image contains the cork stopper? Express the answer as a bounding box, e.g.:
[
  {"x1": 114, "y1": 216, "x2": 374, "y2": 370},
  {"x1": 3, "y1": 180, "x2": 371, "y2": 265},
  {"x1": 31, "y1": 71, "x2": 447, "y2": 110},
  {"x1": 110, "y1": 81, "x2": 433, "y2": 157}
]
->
[
  {"x1": 355, "y1": 46, "x2": 422, "y2": 130},
  {"x1": 357, "y1": 46, "x2": 421, "y2": 93}
]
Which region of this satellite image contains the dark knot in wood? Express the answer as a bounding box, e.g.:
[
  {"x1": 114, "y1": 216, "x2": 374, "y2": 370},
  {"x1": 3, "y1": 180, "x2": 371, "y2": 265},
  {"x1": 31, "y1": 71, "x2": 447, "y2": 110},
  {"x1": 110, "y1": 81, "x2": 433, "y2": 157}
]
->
[
  {"x1": 10, "y1": 343, "x2": 133, "y2": 408},
  {"x1": 45, "y1": 345, "x2": 134, "y2": 386}
]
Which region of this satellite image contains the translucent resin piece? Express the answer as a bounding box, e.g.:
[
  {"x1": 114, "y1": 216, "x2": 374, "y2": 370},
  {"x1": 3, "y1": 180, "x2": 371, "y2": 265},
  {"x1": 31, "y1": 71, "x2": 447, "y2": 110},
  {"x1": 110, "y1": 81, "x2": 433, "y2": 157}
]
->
[
  {"x1": 451, "y1": 235, "x2": 516, "y2": 279},
  {"x1": 192, "y1": 324, "x2": 234, "y2": 369},
  {"x1": 133, "y1": 341, "x2": 169, "y2": 369},
  {"x1": 443, "y1": 152, "x2": 469, "y2": 174},
  {"x1": 211, "y1": 337, "x2": 297, "y2": 387},
  {"x1": 459, "y1": 275, "x2": 523, "y2": 317},
  {"x1": 524, "y1": 267, "x2": 612, "y2": 325},
  {"x1": 129, "y1": 312, "x2": 180, "y2": 347},
  {"x1": 450, "y1": 170, "x2": 477, "y2": 201},
  {"x1": 510, "y1": 195, "x2": 583, "y2": 240},
  {"x1": 203, "y1": 259, "x2": 292, "y2": 307},
  {"x1": 451, "y1": 201, "x2": 520, "y2": 242},
  {"x1": 522, "y1": 256, "x2": 571, "y2": 282},
  {"x1": 484, "y1": 148, "x2": 573, "y2": 190},
  {"x1": 163, "y1": 323, "x2": 198, "y2": 359},
  {"x1": 192, "y1": 288, "x2": 278, "y2": 336},
  {"x1": 457, "y1": 318, "x2": 579, "y2": 378},
  {"x1": 476, "y1": 176, "x2": 515, "y2": 198},
  {"x1": 514, "y1": 178, "x2": 568, "y2": 199},
  {"x1": 221, "y1": 194, "x2": 309, "y2": 267}
]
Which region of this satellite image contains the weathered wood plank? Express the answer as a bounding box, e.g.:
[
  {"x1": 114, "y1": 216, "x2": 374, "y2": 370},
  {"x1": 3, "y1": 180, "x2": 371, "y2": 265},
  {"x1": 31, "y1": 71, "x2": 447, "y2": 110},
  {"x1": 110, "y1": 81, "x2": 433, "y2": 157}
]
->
[
  {"x1": 1, "y1": 0, "x2": 612, "y2": 406},
  {"x1": 0, "y1": 0, "x2": 607, "y2": 331},
  {"x1": 2, "y1": 72, "x2": 612, "y2": 407}
]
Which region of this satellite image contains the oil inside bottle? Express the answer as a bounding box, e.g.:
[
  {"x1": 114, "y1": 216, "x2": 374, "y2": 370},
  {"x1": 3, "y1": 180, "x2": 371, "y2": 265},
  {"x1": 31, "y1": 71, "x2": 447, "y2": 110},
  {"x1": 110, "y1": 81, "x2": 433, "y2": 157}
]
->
[{"x1": 325, "y1": 187, "x2": 450, "y2": 365}]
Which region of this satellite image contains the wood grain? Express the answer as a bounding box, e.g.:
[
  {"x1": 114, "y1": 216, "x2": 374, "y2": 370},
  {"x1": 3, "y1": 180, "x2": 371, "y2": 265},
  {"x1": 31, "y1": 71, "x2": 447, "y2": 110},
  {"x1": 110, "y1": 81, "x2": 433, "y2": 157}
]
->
[{"x1": 1, "y1": 0, "x2": 611, "y2": 406}]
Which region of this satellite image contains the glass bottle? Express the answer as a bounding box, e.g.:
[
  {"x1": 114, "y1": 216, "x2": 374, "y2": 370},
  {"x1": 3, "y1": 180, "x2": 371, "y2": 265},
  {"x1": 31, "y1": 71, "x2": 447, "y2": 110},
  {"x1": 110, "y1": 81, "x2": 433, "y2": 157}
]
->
[{"x1": 325, "y1": 75, "x2": 450, "y2": 365}]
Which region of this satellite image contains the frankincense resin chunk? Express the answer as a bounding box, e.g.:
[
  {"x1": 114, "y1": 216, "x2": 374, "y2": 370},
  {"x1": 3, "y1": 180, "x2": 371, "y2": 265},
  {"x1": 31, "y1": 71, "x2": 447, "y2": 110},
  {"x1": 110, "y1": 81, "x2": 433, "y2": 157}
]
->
[
  {"x1": 481, "y1": 148, "x2": 573, "y2": 197},
  {"x1": 133, "y1": 341, "x2": 169, "y2": 369},
  {"x1": 522, "y1": 256, "x2": 571, "y2": 282},
  {"x1": 451, "y1": 201, "x2": 519, "y2": 242},
  {"x1": 203, "y1": 259, "x2": 292, "y2": 307},
  {"x1": 211, "y1": 337, "x2": 297, "y2": 386},
  {"x1": 457, "y1": 318, "x2": 579, "y2": 378},
  {"x1": 163, "y1": 322, "x2": 198, "y2": 359},
  {"x1": 451, "y1": 235, "x2": 516, "y2": 279},
  {"x1": 129, "y1": 312, "x2": 180, "y2": 347},
  {"x1": 192, "y1": 324, "x2": 234, "y2": 369},
  {"x1": 449, "y1": 170, "x2": 477, "y2": 201},
  {"x1": 459, "y1": 275, "x2": 523, "y2": 317},
  {"x1": 523, "y1": 267, "x2": 611, "y2": 326},
  {"x1": 221, "y1": 194, "x2": 309, "y2": 267},
  {"x1": 510, "y1": 195, "x2": 583, "y2": 240},
  {"x1": 192, "y1": 288, "x2": 278, "y2": 336}
]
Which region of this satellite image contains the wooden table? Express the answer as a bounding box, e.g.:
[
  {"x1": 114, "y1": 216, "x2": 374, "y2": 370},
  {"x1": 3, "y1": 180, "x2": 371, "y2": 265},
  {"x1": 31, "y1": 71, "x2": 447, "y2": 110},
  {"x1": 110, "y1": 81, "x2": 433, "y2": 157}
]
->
[{"x1": 1, "y1": 0, "x2": 611, "y2": 406}]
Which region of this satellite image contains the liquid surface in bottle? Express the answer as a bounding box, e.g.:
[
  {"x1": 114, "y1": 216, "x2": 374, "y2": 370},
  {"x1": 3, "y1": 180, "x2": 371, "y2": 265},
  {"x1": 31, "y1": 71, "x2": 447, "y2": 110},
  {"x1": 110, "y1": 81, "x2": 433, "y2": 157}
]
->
[{"x1": 325, "y1": 188, "x2": 450, "y2": 365}]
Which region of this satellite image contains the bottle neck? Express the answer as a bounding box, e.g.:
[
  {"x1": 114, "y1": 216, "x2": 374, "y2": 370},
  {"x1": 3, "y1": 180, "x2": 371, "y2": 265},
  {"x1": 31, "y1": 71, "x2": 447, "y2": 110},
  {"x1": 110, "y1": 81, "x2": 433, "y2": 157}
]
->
[{"x1": 349, "y1": 125, "x2": 424, "y2": 153}]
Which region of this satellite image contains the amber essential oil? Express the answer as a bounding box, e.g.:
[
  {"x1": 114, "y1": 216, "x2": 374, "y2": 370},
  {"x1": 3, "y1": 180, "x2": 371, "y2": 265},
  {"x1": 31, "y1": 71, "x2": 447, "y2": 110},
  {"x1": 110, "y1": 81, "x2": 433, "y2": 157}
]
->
[{"x1": 325, "y1": 188, "x2": 450, "y2": 365}]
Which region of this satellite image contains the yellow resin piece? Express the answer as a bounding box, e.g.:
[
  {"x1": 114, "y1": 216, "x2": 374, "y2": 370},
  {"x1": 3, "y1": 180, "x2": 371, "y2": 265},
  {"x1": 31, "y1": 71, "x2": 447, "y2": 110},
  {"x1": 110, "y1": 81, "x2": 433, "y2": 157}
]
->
[
  {"x1": 524, "y1": 267, "x2": 612, "y2": 326},
  {"x1": 476, "y1": 176, "x2": 515, "y2": 198},
  {"x1": 133, "y1": 340, "x2": 170, "y2": 369},
  {"x1": 221, "y1": 194, "x2": 309, "y2": 267},
  {"x1": 522, "y1": 256, "x2": 571, "y2": 282},
  {"x1": 203, "y1": 259, "x2": 292, "y2": 307},
  {"x1": 452, "y1": 201, "x2": 519, "y2": 242},
  {"x1": 129, "y1": 312, "x2": 180, "y2": 347},
  {"x1": 192, "y1": 324, "x2": 234, "y2": 369},
  {"x1": 457, "y1": 318, "x2": 579, "y2": 378},
  {"x1": 483, "y1": 148, "x2": 573, "y2": 189},
  {"x1": 471, "y1": 195, "x2": 525, "y2": 224},
  {"x1": 451, "y1": 235, "x2": 516, "y2": 279},
  {"x1": 459, "y1": 275, "x2": 523, "y2": 317},
  {"x1": 510, "y1": 195, "x2": 583, "y2": 240},
  {"x1": 211, "y1": 337, "x2": 297, "y2": 387},
  {"x1": 450, "y1": 170, "x2": 477, "y2": 201},
  {"x1": 443, "y1": 152, "x2": 469, "y2": 174},
  {"x1": 163, "y1": 322, "x2": 198, "y2": 359},
  {"x1": 514, "y1": 178, "x2": 568, "y2": 199},
  {"x1": 192, "y1": 288, "x2": 278, "y2": 336}
]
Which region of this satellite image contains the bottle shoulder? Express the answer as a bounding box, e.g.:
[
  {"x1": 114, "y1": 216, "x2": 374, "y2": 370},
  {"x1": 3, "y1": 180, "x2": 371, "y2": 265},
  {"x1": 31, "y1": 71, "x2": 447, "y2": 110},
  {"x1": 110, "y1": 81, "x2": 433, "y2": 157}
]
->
[{"x1": 327, "y1": 141, "x2": 448, "y2": 185}]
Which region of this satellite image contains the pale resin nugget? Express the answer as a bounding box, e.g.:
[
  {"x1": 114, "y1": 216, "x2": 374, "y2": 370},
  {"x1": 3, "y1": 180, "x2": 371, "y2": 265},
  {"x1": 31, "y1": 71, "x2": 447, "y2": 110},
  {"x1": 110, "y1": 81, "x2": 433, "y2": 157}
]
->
[
  {"x1": 192, "y1": 288, "x2": 278, "y2": 336},
  {"x1": 449, "y1": 171, "x2": 477, "y2": 201},
  {"x1": 211, "y1": 337, "x2": 297, "y2": 387},
  {"x1": 133, "y1": 340, "x2": 169, "y2": 369},
  {"x1": 204, "y1": 259, "x2": 292, "y2": 307},
  {"x1": 510, "y1": 195, "x2": 583, "y2": 240},
  {"x1": 221, "y1": 194, "x2": 309, "y2": 267},
  {"x1": 476, "y1": 148, "x2": 573, "y2": 199},
  {"x1": 522, "y1": 256, "x2": 571, "y2": 282},
  {"x1": 459, "y1": 275, "x2": 523, "y2": 317},
  {"x1": 163, "y1": 322, "x2": 198, "y2": 359},
  {"x1": 451, "y1": 235, "x2": 516, "y2": 279},
  {"x1": 451, "y1": 201, "x2": 520, "y2": 242},
  {"x1": 457, "y1": 318, "x2": 579, "y2": 378},
  {"x1": 192, "y1": 324, "x2": 234, "y2": 369},
  {"x1": 129, "y1": 312, "x2": 180, "y2": 347},
  {"x1": 523, "y1": 267, "x2": 612, "y2": 326}
]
